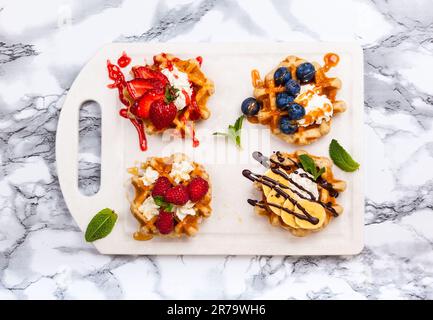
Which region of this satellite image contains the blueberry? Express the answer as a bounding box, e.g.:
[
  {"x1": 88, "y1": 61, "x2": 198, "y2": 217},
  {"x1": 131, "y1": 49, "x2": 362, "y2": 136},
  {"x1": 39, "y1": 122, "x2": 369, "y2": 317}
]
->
[
  {"x1": 287, "y1": 103, "x2": 305, "y2": 120},
  {"x1": 241, "y1": 97, "x2": 261, "y2": 116},
  {"x1": 273, "y1": 67, "x2": 291, "y2": 86},
  {"x1": 285, "y1": 79, "x2": 301, "y2": 96},
  {"x1": 296, "y1": 62, "x2": 315, "y2": 83},
  {"x1": 276, "y1": 92, "x2": 294, "y2": 109},
  {"x1": 279, "y1": 116, "x2": 298, "y2": 134}
]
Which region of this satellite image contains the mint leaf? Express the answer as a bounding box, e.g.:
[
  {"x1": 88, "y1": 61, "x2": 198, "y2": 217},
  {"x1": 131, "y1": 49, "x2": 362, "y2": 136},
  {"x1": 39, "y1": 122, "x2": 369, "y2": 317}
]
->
[
  {"x1": 153, "y1": 196, "x2": 173, "y2": 212},
  {"x1": 213, "y1": 115, "x2": 244, "y2": 148},
  {"x1": 85, "y1": 208, "x2": 118, "y2": 242},
  {"x1": 153, "y1": 196, "x2": 166, "y2": 207},
  {"x1": 299, "y1": 154, "x2": 325, "y2": 181},
  {"x1": 314, "y1": 167, "x2": 326, "y2": 181},
  {"x1": 234, "y1": 115, "x2": 244, "y2": 131},
  {"x1": 165, "y1": 203, "x2": 174, "y2": 212},
  {"x1": 299, "y1": 154, "x2": 316, "y2": 174},
  {"x1": 329, "y1": 139, "x2": 360, "y2": 172}
]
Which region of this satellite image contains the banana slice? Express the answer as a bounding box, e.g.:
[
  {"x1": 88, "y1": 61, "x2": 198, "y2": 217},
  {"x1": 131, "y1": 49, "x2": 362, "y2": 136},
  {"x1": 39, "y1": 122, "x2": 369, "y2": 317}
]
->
[
  {"x1": 293, "y1": 199, "x2": 326, "y2": 230},
  {"x1": 266, "y1": 189, "x2": 284, "y2": 216},
  {"x1": 262, "y1": 169, "x2": 289, "y2": 196},
  {"x1": 280, "y1": 198, "x2": 298, "y2": 228}
]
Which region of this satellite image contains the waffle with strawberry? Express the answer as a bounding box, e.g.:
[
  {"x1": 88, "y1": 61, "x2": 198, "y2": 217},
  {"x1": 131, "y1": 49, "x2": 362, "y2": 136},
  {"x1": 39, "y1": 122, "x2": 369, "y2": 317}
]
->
[
  {"x1": 241, "y1": 53, "x2": 346, "y2": 145},
  {"x1": 107, "y1": 53, "x2": 214, "y2": 151},
  {"x1": 128, "y1": 153, "x2": 212, "y2": 240}
]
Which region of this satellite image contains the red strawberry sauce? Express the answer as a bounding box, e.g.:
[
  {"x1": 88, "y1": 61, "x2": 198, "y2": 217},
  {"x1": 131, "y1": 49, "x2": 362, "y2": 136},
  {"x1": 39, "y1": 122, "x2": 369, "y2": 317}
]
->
[{"x1": 117, "y1": 52, "x2": 131, "y2": 68}]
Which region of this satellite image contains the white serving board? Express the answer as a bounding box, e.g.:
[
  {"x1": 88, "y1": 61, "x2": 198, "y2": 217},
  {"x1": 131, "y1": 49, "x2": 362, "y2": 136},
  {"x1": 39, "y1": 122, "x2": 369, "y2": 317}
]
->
[{"x1": 56, "y1": 42, "x2": 364, "y2": 255}]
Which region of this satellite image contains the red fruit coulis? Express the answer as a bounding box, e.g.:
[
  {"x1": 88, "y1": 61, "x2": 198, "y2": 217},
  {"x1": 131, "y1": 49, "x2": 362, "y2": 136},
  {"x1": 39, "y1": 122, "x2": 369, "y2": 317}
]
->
[
  {"x1": 117, "y1": 51, "x2": 131, "y2": 68},
  {"x1": 196, "y1": 56, "x2": 203, "y2": 66}
]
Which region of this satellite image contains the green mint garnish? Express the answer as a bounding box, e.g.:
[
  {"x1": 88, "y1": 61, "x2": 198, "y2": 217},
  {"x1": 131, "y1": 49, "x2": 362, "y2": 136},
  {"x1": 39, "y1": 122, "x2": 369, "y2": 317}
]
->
[
  {"x1": 164, "y1": 85, "x2": 179, "y2": 104},
  {"x1": 299, "y1": 154, "x2": 326, "y2": 181},
  {"x1": 213, "y1": 115, "x2": 244, "y2": 148},
  {"x1": 329, "y1": 139, "x2": 360, "y2": 172},
  {"x1": 85, "y1": 208, "x2": 118, "y2": 242},
  {"x1": 153, "y1": 196, "x2": 173, "y2": 212}
]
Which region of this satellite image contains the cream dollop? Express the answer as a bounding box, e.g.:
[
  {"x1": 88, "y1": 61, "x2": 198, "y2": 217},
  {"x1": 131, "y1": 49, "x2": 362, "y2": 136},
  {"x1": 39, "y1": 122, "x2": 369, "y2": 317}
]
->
[
  {"x1": 295, "y1": 84, "x2": 334, "y2": 127},
  {"x1": 161, "y1": 66, "x2": 193, "y2": 111},
  {"x1": 169, "y1": 159, "x2": 194, "y2": 184},
  {"x1": 288, "y1": 168, "x2": 319, "y2": 200},
  {"x1": 140, "y1": 166, "x2": 159, "y2": 186},
  {"x1": 138, "y1": 196, "x2": 160, "y2": 221},
  {"x1": 175, "y1": 201, "x2": 196, "y2": 221}
]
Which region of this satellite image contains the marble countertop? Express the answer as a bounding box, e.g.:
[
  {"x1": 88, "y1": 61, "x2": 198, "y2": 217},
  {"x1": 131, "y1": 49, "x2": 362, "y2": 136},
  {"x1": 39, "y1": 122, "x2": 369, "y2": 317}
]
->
[{"x1": 1, "y1": 0, "x2": 432, "y2": 300}]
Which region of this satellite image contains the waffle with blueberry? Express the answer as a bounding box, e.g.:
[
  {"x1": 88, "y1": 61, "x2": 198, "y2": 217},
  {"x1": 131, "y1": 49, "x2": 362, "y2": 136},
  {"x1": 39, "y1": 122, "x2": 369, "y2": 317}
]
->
[{"x1": 241, "y1": 54, "x2": 346, "y2": 145}]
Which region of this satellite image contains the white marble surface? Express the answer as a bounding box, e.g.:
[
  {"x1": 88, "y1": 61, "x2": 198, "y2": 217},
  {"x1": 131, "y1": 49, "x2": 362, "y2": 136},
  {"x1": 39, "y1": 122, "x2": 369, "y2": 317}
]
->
[{"x1": 1, "y1": 0, "x2": 433, "y2": 300}]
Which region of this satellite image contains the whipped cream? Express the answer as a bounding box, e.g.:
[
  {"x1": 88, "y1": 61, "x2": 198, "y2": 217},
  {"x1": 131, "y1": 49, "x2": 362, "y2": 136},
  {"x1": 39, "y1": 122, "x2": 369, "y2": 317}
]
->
[
  {"x1": 295, "y1": 84, "x2": 333, "y2": 127},
  {"x1": 161, "y1": 66, "x2": 193, "y2": 111},
  {"x1": 140, "y1": 166, "x2": 159, "y2": 186},
  {"x1": 138, "y1": 196, "x2": 160, "y2": 220},
  {"x1": 169, "y1": 159, "x2": 194, "y2": 184},
  {"x1": 288, "y1": 168, "x2": 319, "y2": 200},
  {"x1": 175, "y1": 200, "x2": 196, "y2": 221}
]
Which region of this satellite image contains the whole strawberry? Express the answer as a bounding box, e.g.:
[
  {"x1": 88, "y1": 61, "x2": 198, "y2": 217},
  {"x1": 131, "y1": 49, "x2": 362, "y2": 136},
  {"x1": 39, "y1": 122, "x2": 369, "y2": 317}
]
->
[
  {"x1": 149, "y1": 99, "x2": 177, "y2": 130},
  {"x1": 152, "y1": 176, "x2": 172, "y2": 198},
  {"x1": 187, "y1": 177, "x2": 209, "y2": 202},
  {"x1": 165, "y1": 185, "x2": 189, "y2": 206},
  {"x1": 155, "y1": 209, "x2": 174, "y2": 235}
]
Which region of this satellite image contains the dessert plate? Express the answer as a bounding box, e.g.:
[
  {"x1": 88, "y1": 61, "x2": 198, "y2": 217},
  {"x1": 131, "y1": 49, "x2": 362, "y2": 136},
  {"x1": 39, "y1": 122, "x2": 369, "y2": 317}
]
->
[{"x1": 56, "y1": 42, "x2": 364, "y2": 255}]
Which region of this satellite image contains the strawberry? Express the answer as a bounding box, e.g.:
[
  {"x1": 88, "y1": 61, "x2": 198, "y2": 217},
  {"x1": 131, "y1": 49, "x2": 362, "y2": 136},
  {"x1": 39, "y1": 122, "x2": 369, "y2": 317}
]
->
[
  {"x1": 135, "y1": 92, "x2": 163, "y2": 119},
  {"x1": 126, "y1": 78, "x2": 164, "y2": 100},
  {"x1": 155, "y1": 209, "x2": 174, "y2": 234},
  {"x1": 132, "y1": 66, "x2": 168, "y2": 85},
  {"x1": 187, "y1": 177, "x2": 209, "y2": 202},
  {"x1": 165, "y1": 185, "x2": 189, "y2": 206},
  {"x1": 152, "y1": 176, "x2": 172, "y2": 198},
  {"x1": 149, "y1": 100, "x2": 177, "y2": 130}
]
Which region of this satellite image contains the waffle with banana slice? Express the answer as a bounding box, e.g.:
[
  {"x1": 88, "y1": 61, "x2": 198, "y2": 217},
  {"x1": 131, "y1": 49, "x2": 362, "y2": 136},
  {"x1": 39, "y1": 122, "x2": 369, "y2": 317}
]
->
[{"x1": 244, "y1": 150, "x2": 346, "y2": 237}]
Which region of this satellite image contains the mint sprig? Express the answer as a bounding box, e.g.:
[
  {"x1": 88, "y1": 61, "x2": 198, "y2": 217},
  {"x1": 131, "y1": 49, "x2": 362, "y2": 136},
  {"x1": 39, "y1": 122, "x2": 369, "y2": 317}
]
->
[
  {"x1": 85, "y1": 208, "x2": 118, "y2": 242},
  {"x1": 299, "y1": 154, "x2": 325, "y2": 181},
  {"x1": 153, "y1": 196, "x2": 174, "y2": 212},
  {"x1": 213, "y1": 115, "x2": 244, "y2": 148},
  {"x1": 329, "y1": 139, "x2": 360, "y2": 172}
]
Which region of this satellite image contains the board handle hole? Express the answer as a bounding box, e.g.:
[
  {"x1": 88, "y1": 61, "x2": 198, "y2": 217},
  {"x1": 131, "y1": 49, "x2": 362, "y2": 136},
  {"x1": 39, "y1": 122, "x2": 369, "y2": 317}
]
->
[{"x1": 78, "y1": 100, "x2": 101, "y2": 196}]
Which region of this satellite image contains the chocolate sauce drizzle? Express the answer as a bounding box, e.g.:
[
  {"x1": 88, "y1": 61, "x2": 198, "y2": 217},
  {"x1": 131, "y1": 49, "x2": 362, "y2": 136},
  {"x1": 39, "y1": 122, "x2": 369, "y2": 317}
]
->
[
  {"x1": 247, "y1": 199, "x2": 317, "y2": 223},
  {"x1": 256, "y1": 151, "x2": 339, "y2": 199},
  {"x1": 247, "y1": 151, "x2": 339, "y2": 218},
  {"x1": 243, "y1": 169, "x2": 319, "y2": 224}
]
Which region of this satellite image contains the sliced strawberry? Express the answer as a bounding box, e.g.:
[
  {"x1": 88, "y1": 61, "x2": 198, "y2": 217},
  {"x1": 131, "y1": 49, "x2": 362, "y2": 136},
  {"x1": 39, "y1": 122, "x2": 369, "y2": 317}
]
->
[
  {"x1": 132, "y1": 66, "x2": 169, "y2": 85},
  {"x1": 136, "y1": 90, "x2": 164, "y2": 119},
  {"x1": 126, "y1": 78, "x2": 164, "y2": 100}
]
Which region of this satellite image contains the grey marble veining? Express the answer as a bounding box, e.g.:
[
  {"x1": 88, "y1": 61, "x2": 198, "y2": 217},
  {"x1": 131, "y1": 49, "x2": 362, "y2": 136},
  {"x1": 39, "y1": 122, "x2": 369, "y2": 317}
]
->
[{"x1": 1, "y1": 0, "x2": 433, "y2": 299}]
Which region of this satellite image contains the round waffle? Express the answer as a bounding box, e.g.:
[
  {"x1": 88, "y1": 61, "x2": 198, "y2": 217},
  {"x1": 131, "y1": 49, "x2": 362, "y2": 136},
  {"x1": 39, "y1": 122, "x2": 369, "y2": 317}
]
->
[
  {"x1": 129, "y1": 153, "x2": 212, "y2": 240},
  {"x1": 116, "y1": 53, "x2": 215, "y2": 147},
  {"x1": 149, "y1": 54, "x2": 215, "y2": 142},
  {"x1": 247, "y1": 150, "x2": 346, "y2": 237},
  {"x1": 248, "y1": 54, "x2": 346, "y2": 145}
]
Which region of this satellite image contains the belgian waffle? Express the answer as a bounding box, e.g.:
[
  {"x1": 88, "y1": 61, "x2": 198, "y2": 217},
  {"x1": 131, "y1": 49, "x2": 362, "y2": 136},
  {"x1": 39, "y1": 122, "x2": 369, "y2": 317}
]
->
[
  {"x1": 248, "y1": 54, "x2": 346, "y2": 145},
  {"x1": 245, "y1": 150, "x2": 346, "y2": 237},
  {"x1": 129, "y1": 153, "x2": 212, "y2": 240},
  {"x1": 148, "y1": 54, "x2": 214, "y2": 141}
]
